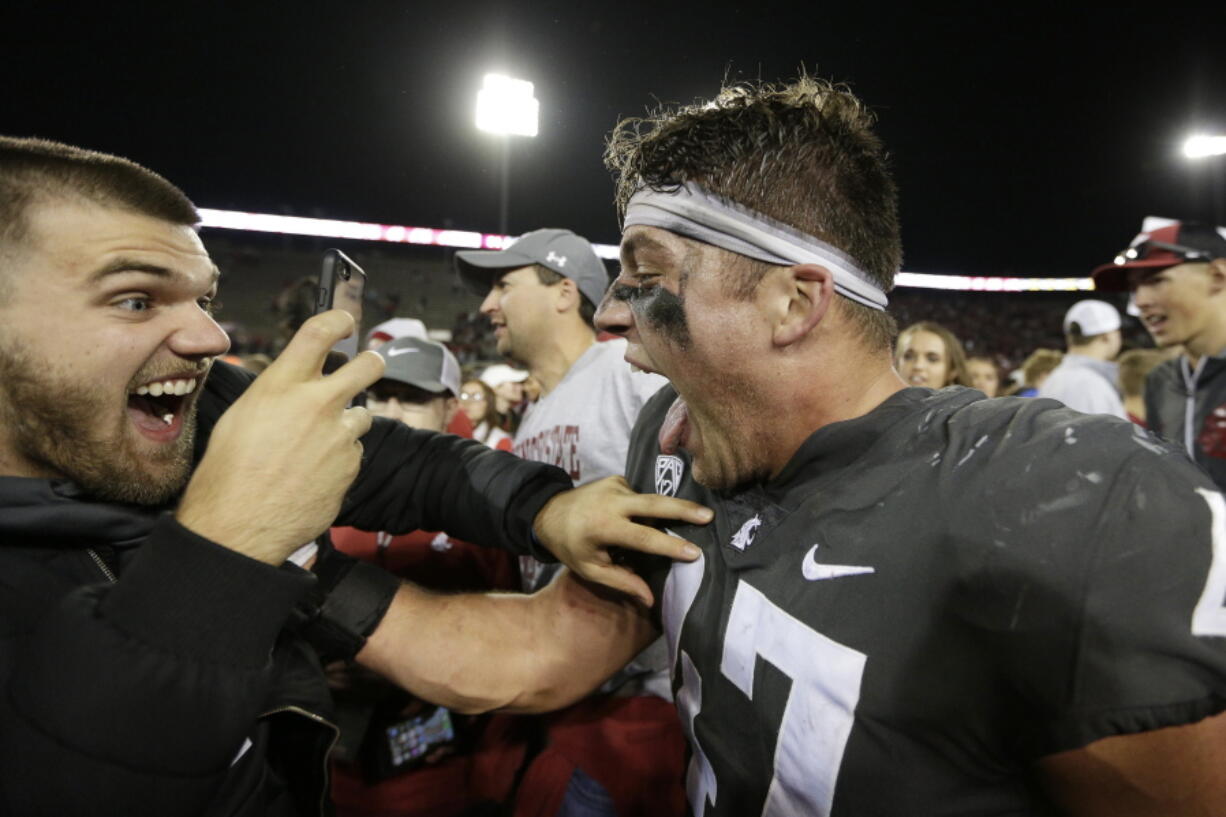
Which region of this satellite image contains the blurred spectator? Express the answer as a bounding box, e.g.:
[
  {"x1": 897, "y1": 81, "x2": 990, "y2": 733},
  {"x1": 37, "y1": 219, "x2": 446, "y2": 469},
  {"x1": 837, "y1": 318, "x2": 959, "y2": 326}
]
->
[
  {"x1": 966, "y1": 355, "x2": 1002, "y2": 397},
  {"x1": 354, "y1": 316, "x2": 478, "y2": 435},
  {"x1": 1092, "y1": 216, "x2": 1226, "y2": 489},
  {"x1": 330, "y1": 336, "x2": 519, "y2": 817},
  {"x1": 1037, "y1": 300, "x2": 1126, "y2": 419},
  {"x1": 459, "y1": 379, "x2": 513, "y2": 451},
  {"x1": 479, "y1": 363, "x2": 530, "y2": 431},
  {"x1": 362, "y1": 337, "x2": 461, "y2": 431},
  {"x1": 1118, "y1": 348, "x2": 1170, "y2": 428},
  {"x1": 271, "y1": 274, "x2": 319, "y2": 353},
  {"x1": 1012, "y1": 348, "x2": 1064, "y2": 397},
  {"x1": 896, "y1": 321, "x2": 970, "y2": 387}
]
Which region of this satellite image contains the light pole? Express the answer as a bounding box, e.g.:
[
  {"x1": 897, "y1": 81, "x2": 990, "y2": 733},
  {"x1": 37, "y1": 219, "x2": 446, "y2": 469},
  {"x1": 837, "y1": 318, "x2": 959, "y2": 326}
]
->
[
  {"x1": 475, "y1": 73, "x2": 539, "y2": 237},
  {"x1": 1183, "y1": 133, "x2": 1226, "y2": 225}
]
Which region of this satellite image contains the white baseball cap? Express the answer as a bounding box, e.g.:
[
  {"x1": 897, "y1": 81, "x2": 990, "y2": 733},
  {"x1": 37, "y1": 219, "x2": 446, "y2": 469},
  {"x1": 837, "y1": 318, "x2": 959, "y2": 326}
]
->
[
  {"x1": 1063, "y1": 300, "x2": 1121, "y2": 337},
  {"x1": 480, "y1": 363, "x2": 529, "y2": 388},
  {"x1": 366, "y1": 317, "x2": 428, "y2": 347}
]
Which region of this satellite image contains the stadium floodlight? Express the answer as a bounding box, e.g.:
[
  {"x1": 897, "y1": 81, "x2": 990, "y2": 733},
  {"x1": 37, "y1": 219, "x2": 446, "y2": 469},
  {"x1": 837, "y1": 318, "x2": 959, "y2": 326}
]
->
[
  {"x1": 475, "y1": 74, "x2": 539, "y2": 137},
  {"x1": 475, "y1": 73, "x2": 539, "y2": 235},
  {"x1": 1183, "y1": 134, "x2": 1226, "y2": 159}
]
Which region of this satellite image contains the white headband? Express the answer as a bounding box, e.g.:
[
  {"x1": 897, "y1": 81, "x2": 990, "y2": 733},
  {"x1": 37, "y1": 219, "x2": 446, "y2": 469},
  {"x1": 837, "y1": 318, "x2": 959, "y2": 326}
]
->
[{"x1": 623, "y1": 182, "x2": 889, "y2": 310}]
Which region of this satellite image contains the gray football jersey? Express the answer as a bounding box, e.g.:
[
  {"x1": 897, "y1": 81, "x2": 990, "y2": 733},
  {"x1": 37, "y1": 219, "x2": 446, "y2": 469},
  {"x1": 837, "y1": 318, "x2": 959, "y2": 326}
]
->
[{"x1": 627, "y1": 386, "x2": 1226, "y2": 816}]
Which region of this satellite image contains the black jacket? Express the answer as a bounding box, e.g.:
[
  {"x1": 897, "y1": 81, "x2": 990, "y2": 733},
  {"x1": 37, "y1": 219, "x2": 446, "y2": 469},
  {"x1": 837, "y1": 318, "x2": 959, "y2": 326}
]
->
[
  {"x1": 0, "y1": 362, "x2": 570, "y2": 816},
  {"x1": 1145, "y1": 354, "x2": 1226, "y2": 491}
]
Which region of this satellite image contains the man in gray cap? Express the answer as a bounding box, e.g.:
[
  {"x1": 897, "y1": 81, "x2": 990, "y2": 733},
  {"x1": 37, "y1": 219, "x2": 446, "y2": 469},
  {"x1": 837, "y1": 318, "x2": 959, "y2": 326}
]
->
[
  {"x1": 455, "y1": 230, "x2": 677, "y2": 813},
  {"x1": 366, "y1": 337, "x2": 463, "y2": 433},
  {"x1": 455, "y1": 228, "x2": 667, "y2": 520}
]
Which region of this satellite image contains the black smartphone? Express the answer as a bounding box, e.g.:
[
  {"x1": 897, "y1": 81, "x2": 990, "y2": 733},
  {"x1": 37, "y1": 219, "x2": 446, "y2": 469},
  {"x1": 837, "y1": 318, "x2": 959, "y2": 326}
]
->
[{"x1": 316, "y1": 249, "x2": 367, "y2": 361}]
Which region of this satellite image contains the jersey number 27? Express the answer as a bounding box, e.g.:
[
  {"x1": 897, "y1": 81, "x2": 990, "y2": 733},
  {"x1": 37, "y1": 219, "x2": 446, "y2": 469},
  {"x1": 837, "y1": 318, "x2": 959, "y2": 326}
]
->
[{"x1": 664, "y1": 554, "x2": 868, "y2": 817}]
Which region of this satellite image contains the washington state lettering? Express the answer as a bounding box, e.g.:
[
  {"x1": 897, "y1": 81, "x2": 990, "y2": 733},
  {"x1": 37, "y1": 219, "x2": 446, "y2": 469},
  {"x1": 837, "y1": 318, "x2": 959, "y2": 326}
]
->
[{"x1": 515, "y1": 425, "x2": 581, "y2": 481}]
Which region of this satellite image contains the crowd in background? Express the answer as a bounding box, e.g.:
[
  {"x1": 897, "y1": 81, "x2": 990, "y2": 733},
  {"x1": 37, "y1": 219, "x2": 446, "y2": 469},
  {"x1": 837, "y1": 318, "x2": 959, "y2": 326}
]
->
[{"x1": 218, "y1": 259, "x2": 1157, "y2": 408}]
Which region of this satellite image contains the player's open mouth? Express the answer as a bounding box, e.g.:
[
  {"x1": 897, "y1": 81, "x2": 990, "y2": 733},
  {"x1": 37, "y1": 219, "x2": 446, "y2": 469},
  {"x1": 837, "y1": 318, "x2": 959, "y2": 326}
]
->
[
  {"x1": 126, "y1": 376, "x2": 200, "y2": 441},
  {"x1": 1144, "y1": 313, "x2": 1167, "y2": 334}
]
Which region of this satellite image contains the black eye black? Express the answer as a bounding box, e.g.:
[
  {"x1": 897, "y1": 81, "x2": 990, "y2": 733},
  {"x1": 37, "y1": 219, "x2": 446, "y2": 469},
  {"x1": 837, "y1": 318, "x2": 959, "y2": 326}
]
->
[{"x1": 610, "y1": 283, "x2": 649, "y2": 302}]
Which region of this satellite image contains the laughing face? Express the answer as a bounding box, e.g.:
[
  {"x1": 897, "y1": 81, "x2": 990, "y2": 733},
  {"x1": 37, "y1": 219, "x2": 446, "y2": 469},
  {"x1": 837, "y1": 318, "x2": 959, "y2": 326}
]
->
[
  {"x1": 0, "y1": 198, "x2": 229, "y2": 505},
  {"x1": 596, "y1": 226, "x2": 772, "y2": 492}
]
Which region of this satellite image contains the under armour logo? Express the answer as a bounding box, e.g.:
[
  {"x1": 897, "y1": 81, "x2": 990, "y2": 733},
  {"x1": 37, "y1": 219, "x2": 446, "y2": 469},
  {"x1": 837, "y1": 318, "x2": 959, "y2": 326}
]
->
[{"x1": 546, "y1": 251, "x2": 568, "y2": 267}]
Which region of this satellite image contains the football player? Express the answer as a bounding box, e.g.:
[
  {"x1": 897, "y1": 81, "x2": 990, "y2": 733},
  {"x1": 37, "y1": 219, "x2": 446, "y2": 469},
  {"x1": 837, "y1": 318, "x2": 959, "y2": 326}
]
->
[{"x1": 359, "y1": 78, "x2": 1226, "y2": 815}]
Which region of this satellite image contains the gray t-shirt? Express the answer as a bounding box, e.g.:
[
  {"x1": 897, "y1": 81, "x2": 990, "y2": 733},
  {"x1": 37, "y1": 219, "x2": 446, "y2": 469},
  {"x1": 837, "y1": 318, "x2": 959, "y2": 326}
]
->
[
  {"x1": 1037, "y1": 353, "x2": 1126, "y2": 419},
  {"x1": 514, "y1": 338, "x2": 667, "y2": 486},
  {"x1": 515, "y1": 338, "x2": 671, "y2": 697}
]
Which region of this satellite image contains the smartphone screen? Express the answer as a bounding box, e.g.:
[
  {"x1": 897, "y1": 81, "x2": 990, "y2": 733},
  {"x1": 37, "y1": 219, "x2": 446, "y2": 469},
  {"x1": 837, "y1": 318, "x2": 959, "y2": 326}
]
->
[
  {"x1": 317, "y1": 249, "x2": 367, "y2": 361},
  {"x1": 385, "y1": 706, "x2": 455, "y2": 767}
]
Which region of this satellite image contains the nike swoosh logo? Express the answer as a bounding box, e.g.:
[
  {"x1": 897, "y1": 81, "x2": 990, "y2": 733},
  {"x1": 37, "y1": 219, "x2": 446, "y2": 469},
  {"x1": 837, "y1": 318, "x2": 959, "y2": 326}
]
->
[
  {"x1": 802, "y1": 544, "x2": 874, "y2": 581},
  {"x1": 386, "y1": 347, "x2": 419, "y2": 357}
]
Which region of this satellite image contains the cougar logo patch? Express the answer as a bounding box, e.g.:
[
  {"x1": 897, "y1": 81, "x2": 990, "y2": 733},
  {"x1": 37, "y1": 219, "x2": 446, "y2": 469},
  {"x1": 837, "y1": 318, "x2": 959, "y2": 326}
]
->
[
  {"x1": 730, "y1": 515, "x2": 762, "y2": 551},
  {"x1": 655, "y1": 455, "x2": 685, "y2": 496}
]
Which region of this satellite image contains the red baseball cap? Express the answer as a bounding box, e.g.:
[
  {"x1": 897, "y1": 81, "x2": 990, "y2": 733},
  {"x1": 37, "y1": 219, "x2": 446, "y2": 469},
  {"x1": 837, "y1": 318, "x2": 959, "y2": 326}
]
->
[{"x1": 1092, "y1": 217, "x2": 1226, "y2": 291}]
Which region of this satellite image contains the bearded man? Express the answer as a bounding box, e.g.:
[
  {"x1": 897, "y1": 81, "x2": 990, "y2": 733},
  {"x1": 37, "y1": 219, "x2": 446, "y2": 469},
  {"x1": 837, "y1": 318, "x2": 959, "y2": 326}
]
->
[{"x1": 0, "y1": 136, "x2": 707, "y2": 817}]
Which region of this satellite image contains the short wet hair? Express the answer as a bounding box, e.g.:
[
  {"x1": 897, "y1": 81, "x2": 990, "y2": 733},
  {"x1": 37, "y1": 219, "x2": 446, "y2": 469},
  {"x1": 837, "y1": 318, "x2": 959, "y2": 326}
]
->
[{"x1": 605, "y1": 75, "x2": 901, "y2": 349}]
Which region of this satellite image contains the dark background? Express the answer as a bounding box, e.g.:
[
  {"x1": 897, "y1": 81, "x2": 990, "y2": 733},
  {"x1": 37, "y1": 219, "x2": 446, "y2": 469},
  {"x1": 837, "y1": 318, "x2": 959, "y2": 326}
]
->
[{"x1": 3, "y1": 1, "x2": 1224, "y2": 278}]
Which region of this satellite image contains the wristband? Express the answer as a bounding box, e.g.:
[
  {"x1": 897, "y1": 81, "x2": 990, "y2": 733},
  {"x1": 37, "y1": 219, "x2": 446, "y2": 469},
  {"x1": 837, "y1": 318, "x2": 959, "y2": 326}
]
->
[{"x1": 294, "y1": 533, "x2": 401, "y2": 662}]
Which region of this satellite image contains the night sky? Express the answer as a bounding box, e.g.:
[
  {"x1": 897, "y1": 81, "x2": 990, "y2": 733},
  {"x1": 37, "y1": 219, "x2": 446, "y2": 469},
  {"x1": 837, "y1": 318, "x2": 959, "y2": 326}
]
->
[{"x1": 3, "y1": 2, "x2": 1224, "y2": 279}]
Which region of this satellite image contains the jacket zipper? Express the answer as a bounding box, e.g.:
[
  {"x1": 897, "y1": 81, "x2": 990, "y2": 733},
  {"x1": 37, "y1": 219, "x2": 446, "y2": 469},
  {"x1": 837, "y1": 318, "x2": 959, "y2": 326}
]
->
[
  {"x1": 259, "y1": 704, "x2": 340, "y2": 816},
  {"x1": 1181, "y1": 356, "x2": 1207, "y2": 458},
  {"x1": 86, "y1": 548, "x2": 118, "y2": 583}
]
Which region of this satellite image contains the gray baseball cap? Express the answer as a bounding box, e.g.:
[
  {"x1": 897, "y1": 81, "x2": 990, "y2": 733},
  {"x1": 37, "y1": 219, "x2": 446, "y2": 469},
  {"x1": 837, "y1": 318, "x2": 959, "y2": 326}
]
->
[
  {"x1": 455, "y1": 228, "x2": 610, "y2": 309},
  {"x1": 374, "y1": 337, "x2": 461, "y2": 397}
]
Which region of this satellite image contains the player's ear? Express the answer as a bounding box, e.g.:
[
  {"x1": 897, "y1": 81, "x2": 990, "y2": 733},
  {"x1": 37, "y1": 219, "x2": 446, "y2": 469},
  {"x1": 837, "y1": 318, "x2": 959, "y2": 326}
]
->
[{"x1": 770, "y1": 264, "x2": 835, "y2": 348}]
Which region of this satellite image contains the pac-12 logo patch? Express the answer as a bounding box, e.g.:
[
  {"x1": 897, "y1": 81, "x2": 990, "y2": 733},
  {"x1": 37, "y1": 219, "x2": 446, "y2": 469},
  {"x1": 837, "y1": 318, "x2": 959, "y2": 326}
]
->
[{"x1": 655, "y1": 455, "x2": 685, "y2": 496}]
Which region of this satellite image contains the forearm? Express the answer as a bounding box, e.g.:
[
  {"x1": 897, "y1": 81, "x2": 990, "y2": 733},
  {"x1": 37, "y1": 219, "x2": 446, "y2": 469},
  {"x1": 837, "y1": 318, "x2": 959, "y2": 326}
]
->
[
  {"x1": 356, "y1": 571, "x2": 658, "y2": 714},
  {"x1": 341, "y1": 419, "x2": 571, "y2": 556},
  {"x1": 1040, "y1": 711, "x2": 1226, "y2": 816},
  {"x1": 196, "y1": 360, "x2": 571, "y2": 557}
]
